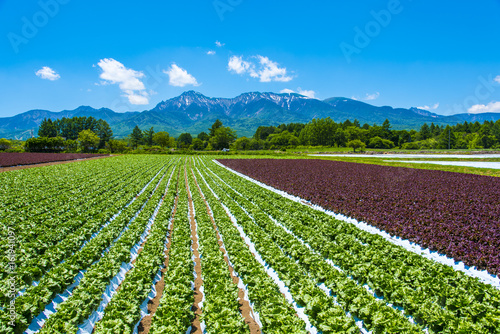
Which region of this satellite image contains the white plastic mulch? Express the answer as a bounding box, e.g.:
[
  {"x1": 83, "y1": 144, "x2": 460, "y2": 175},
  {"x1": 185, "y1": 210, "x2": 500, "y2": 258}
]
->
[
  {"x1": 386, "y1": 160, "x2": 500, "y2": 169},
  {"x1": 309, "y1": 154, "x2": 500, "y2": 159}
]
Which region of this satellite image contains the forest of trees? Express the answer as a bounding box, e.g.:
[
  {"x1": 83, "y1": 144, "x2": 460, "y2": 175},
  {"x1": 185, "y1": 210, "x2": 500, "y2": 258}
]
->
[
  {"x1": 4, "y1": 117, "x2": 499, "y2": 154},
  {"x1": 25, "y1": 116, "x2": 113, "y2": 152},
  {"x1": 238, "y1": 118, "x2": 500, "y2": 151},
  {"x1": 119, "y1": 118, "x2": 500, "y2": 152}
]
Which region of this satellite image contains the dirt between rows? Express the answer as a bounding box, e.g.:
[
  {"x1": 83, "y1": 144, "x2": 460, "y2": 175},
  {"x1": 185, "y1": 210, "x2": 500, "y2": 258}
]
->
[
  {"x1": 0, "y1": 155, "x2": 112, "y2": 173},
  {"x1": 190, "y1": 167, "x2": 261, "y2": 334},
  {"x1": 138, "y1": 175, "x2": 179, "y2": 334},
  {"x1": 187, "y1": 166, "x2": 204, "y2": 334}
]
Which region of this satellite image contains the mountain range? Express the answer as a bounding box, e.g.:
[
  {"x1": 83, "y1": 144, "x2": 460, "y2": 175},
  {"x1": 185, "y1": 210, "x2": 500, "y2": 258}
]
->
[{"x1": 1, "y1": 91, "x2": 500, "y2": 140}]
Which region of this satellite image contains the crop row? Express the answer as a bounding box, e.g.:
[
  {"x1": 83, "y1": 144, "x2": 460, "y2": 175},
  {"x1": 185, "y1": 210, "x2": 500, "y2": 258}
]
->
[
  {"x1": 200, "y1": 158, "x2": 414, "y2": 333},
  {"x1": 213, "y1": 158, "x2": 500, "y2": 332},
  {"x1": 0, "y1": 156, "x2": 132, "y2": 220},
  {"x1": 93, "y1": 163, "x2": 180, "y2": 333},
  {"x1": 187, "y1": 162, "x2": 249, "y2": 333},
  {"x1": 0, "y1": 160, "x2": 163, "y2": 294},
  {"x1": 0, "y1": 160, "x2": 175, "y2": 333},
  {"x1": 219, "y1": 159, "x2": 500, "y2": 277},
  {"x1": 0, "y1": 156, "x2": 163, "y2": 265},
  {"x1": 36, "y1": 163, "x2": 175, "y2": 333},
  {"x1": 193, "y1": 162, "x2": 308, "y2": 333},
  {"x1": 0, "y1": 159, "x2": 167, "y2": 309},
  {"x1": 148, "y1": 163, "x2": 194, "y2": 333}
]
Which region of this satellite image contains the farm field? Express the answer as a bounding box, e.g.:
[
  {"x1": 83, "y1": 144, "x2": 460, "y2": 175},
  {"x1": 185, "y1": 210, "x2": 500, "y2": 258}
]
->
[
  {"x1": 1, "y1": 155, "x2": 500, "y2": 333},
  {"x1": 310, "y1": 155, "x2": 500, "y2": 178},
  {"x1": 220, "y1": 159, "x2": 500, "y2": 276},
  {"x1": 0, "y1": 153, "x2": 109, "y2": 168}
]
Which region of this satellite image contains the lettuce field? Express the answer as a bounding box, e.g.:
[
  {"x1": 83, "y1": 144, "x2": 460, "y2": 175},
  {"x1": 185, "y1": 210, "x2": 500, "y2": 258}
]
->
[{"x1": 1, "y1": 155, "x2": 499, "y2": 334}]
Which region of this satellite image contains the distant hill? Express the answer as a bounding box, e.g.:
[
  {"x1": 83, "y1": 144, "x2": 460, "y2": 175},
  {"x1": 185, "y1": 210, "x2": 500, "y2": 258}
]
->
[{"x1": 1, "y1": 91, "x2": 499, "y2": 139}]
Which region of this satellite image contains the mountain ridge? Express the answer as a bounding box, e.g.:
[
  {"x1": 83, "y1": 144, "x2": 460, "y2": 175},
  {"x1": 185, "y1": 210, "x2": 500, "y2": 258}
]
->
[{"x1": 1, "y1": 91, "x2": 499, "y2": 139}]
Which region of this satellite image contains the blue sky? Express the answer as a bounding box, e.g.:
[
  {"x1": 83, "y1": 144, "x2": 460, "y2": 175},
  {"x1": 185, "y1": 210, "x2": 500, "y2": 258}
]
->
[{"x1": 1, "y1": 0, "x2": 500, "y2": 117}]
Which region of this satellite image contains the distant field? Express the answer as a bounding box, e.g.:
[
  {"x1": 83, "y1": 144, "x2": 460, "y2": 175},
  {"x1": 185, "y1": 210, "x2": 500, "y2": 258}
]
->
[
  {"x1": 288, "y1": 146, "x2": 500, "y2": 154},
  {"x1": 0, "y1": 152, "x2": 109, "y2": 168}
]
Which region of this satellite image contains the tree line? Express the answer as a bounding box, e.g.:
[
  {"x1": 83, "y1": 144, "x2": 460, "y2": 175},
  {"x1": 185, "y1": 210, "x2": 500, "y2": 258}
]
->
[
  {"x1": 2, "y1": 117, "x2": 500, "y2": 153},
  {"x1": 121, "y1": 118, "x2": 500, "y2": 152},
  {"x1": 25, "y1": 116, "x2": 113, "y2": 152}
]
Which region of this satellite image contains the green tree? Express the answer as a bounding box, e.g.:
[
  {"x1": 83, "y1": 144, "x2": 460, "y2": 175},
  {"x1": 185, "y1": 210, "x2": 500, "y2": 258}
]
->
[
  {"x1": 344, "y1": 126, "x2": 362, "y2": 142},
  {"x1": 466, "y1": 133, "x2": 483, "y2": 149},
  {"x1": 347, "y1": 139, "x2": 366, "y2": 152},
  {"x1": 78, "y1": 129, "x2": 100, "y2": 152},
  {"x1": 168, "y1": 137, "x2": 176, "y2": 148},
  {"x1": 210, "y1": 126, "x2": 236, "y2": 150},
  {"x1": 107, "y1": 139, "x2": 128, "y2": 153},
  {"x1": 481, "y1": 135, "x2": 497, "y2": 149},
  {"x1": 233, "y1": 137, "x2": 251, "y2": 150},
  {"x1": 298, "y1": 118, "x2": 338, "y2": 146},
  {"x1": 65, "y1": 139, "x2": 78, "y2": 152},
  {"x1": 38, "y1": 118, "x2": 58, "y2": 137},
  {"x1": 381, "y1": 119, "x2": 392, "y2": 139},
  {"x1": 0, "y1": 138, "x2": 12, "y2": 151},
  {"x1": 130, "y1": 125, "x2": 143, "y2": 149},
  {"x1": 420, "y1": 123, "x2": 431, "y2": 140},
  {"x1": 268, "y1": 131, "x2": 299, "y2": 147},
  {"x1": 191, "y1": 138, "x2": 205, "y2": 150},
  {"x1": 96, "y1": 119, "x2": 113, "y2": 149},
  {"x1": 439, "y1": 126, "x2": 456, "y2": 149},
  {"x1": 197, "y1": 132, "x2": 209, "y2": 141},
  {"x1": 177, "y1": 133, "x2": 193, "y2": 148},
  {"x1": 153, "y1": 131, "x2": 170, "y2": 148},
  {"x1": 254, "y1": 125, "x2": 278, "y2": 141},
  {"x1": 209, "y1": 119, "x2": 223, "y2": 137},
  {"x1": 367, "y1": 136, "x2": 395, "y2": 149},
  {"x1": 248, "y1": 139, "x2": 265, "y2": 150},
  {"x1": 143, "y1": 127, "x2": 155, "y2": 146}
]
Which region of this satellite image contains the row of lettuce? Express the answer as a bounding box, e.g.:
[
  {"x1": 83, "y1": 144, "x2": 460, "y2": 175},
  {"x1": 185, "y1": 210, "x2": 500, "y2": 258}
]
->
[
  {"x1": 0, "y1": 157, "x2": 164, "y2": 303},
  {"x1": 0, "y1": 157, "x2": 171, "y2": 332},
  {"x1": 2, "y1": 156, "x2": 499, "y2": 333}
]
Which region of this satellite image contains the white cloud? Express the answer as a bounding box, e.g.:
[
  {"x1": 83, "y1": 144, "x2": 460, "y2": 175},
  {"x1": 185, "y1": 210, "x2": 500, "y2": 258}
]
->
[
  {"x1": 207, "y1": 50, "x2": 216, "y2": 55},
  {"x1": 280, "y1": 88, "x2": 316, "y2": 98},
  {"x1": 495, "y1": 75, "x2": 500, "y2": 84},
  {"x1": 256, "y1": 56, "x2": 293, "y2": 82},
  {"x1": 126, "y1": 91, "x2": 149, "y2": 105},
  {"x1": 35, "y1": 66, "x2": 60, "y2": 81},
  {"x1": 215, "y1": 41, "x2": 225, "y2": 47},
  {"x1": 228, "y1": 56, "x2": 253, "y2": 75},
  {"x1": 97, "y1": 58, "x2": 149, "y2": 105},
  {"x1": 297, "y1": 88, "x2": 316, "y2": 99},
  {"x1": 418, "y1": 103, "x2": 440, "y2": 111},
  {"x1": 163, "y1": 64, "x2": 199, "y2": 87},
  {"x1": 98, "y1": 58, "x2": 145, "y2": 90},
  {"x1": 228, "y1": 55, "x2": 293, "y2": 82},
  {"x1": 364, "y1": 92, "x2": 380, "y2": 101},
  {"x1": 468, "y1": 101, "x2": 500, "y2": 114}
]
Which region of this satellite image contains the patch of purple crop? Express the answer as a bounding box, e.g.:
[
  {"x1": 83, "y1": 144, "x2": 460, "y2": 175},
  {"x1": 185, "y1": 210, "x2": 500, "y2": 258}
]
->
[
  {"x1": 219, "y1": 159, "x2": 500, "y2": 277},
  {"x1": 0, "y1": 152, "x2": 109, "y2": 167}
]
